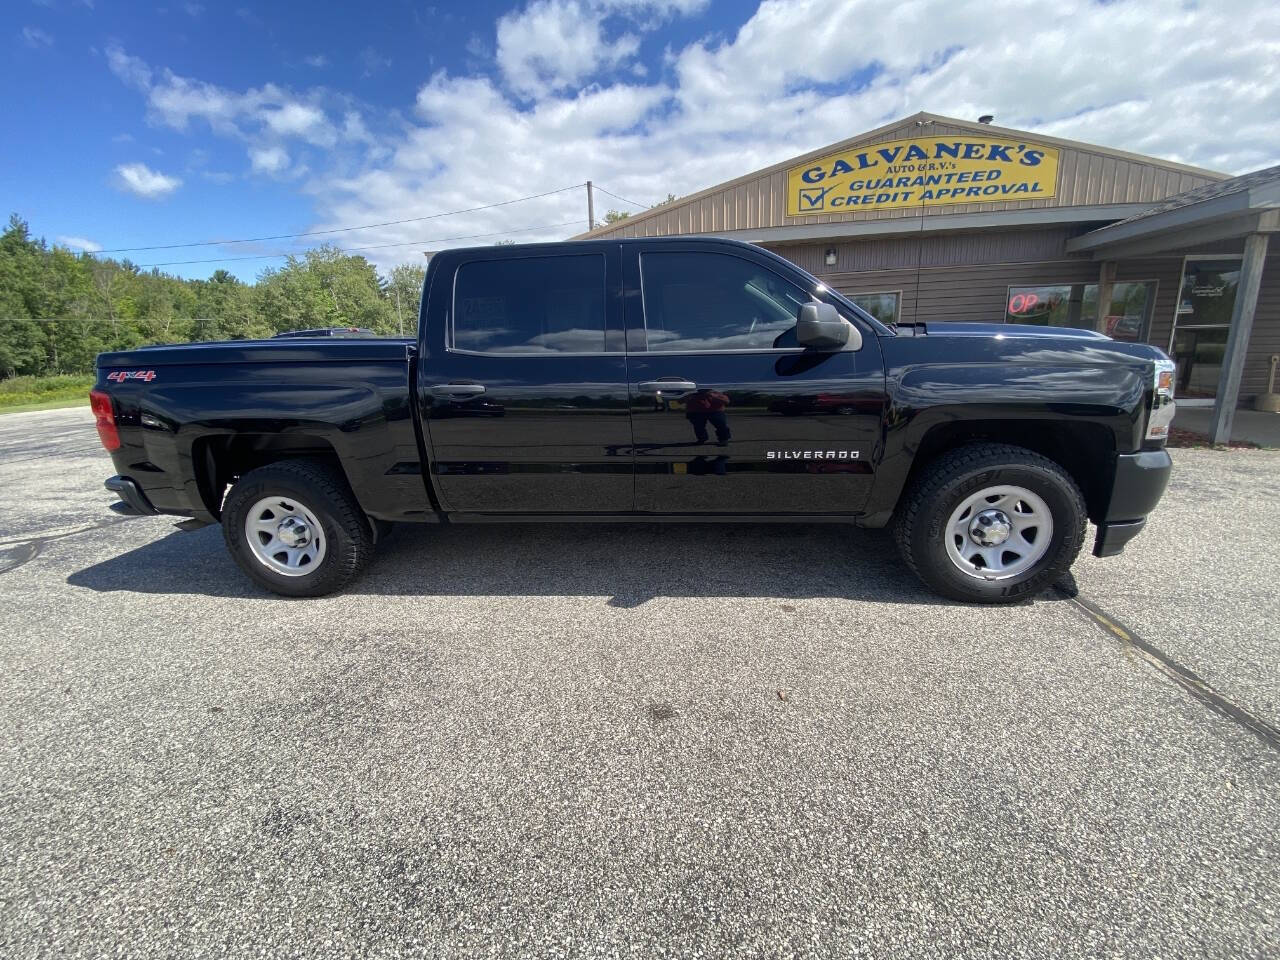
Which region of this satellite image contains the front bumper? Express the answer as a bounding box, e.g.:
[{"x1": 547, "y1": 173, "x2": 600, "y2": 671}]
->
[{"x1": 1092, "y1": 449, "x2": 1172, "y2": 558}]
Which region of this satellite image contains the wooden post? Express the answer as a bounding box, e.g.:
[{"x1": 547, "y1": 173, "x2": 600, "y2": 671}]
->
[
  {"x1": 1095, "y1": 260, "x2": 1117, "y2": 333},
  {"x1": 1210, "y1": 232, "x2": 1270, "y2": 444}
]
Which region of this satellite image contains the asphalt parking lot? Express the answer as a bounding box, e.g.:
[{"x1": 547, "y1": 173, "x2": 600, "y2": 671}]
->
[{"x1": 2, "y1": 406, "x2": 1278, "y2": 959}]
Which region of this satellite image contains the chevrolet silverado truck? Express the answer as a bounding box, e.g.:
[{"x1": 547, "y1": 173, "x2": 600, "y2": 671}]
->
[{"x1": 90, "y1": 238, "x2": 1175, "y2": 603}]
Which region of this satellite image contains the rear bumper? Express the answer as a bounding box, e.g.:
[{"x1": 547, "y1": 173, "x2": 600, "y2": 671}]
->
[
  {"x1": 105, "y1": 475, "x2": 158, "y2": 516},
  {"x1": 1092, "y1": 449, "x2": 1172, "y2": 558}
]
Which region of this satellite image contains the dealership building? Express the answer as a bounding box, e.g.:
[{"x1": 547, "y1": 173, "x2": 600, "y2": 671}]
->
[{"x1": 578, "y1": 113, "x2": 1279, "y2": 443}]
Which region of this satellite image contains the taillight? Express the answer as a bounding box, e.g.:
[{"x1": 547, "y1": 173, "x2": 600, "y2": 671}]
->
[{"x1": 89, "y1": 389, "x2": 120, "y2": 451}]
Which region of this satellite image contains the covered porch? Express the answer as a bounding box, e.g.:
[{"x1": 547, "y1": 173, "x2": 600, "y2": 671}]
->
[{"x1": 1068, "y1": 165, "x2": 1280, "y2": 445}]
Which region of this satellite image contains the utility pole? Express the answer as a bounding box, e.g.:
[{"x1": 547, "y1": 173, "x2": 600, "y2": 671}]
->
[
  {"x1": 394, "y1": 282, "x2": 403, "y2": 336},
  {"x1": 586, "y1": 180, "x2": 595, "y2": 233}
]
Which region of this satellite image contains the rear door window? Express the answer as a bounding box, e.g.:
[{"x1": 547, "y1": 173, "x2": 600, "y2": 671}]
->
[
  {"x1": 452, "y1": 254, "x2": 607, "y2": 354},
  {"x1": 638, "y1": 251, "x2": 809, "y2": 352}
]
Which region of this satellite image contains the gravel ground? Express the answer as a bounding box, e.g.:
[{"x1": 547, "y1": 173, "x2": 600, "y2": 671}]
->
[{"x1": 1, "y1": 406, "x2": 1277, "y2": 959}]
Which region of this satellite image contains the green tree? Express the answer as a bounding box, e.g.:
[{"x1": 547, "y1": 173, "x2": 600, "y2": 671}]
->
[
  {"x1": 0, "y1": 215, "x2": 52, "y2": 376},
  {"x1": 386, "y1": 263, "x2": 426, "y2": 335},
  {"x1": 254, "y1": 245, "x2": 395, "y2": 335}
]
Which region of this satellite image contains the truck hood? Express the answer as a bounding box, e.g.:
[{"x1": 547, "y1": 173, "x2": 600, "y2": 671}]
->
[{"x1": 892, "y1": 322, "x2": 1110, "y2": 340}]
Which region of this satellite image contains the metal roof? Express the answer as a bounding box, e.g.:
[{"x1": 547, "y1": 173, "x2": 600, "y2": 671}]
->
[{"x1": 1068, "y1": 164, "x2": 1280, "y2": 256}]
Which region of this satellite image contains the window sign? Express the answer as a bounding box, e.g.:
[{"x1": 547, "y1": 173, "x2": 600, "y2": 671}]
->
[
  {"x1": 1006, "y1": 282, "x2": 1153, "y2": 341},
  {"x1": 1007, "y1": 285, "x2": 1072, "y2": 326},
  {"x1": 1176, "y1": 260, "x2": 1239, "y2": 324}
]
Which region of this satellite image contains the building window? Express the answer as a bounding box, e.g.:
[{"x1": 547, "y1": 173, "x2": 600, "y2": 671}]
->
[
  {"x1": 848, "y1": 291, "x2": 900, "y2": 326},
  {"x1": 1005, "y1": 281, "x2": 1155, "y2": 342}
]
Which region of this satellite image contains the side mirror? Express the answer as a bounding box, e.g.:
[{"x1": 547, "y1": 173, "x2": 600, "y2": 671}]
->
[{"x1": 797, "y1": 301, "x2": 862, "y2": 351}]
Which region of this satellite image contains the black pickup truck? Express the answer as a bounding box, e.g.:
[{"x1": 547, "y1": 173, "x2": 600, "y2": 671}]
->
[{"x1": 91, "y1": 238, "x2": 1175, "y2": 603}]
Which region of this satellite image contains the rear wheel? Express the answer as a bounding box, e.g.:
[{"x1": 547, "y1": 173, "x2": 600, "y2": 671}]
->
[
  {"x1": 222, "y1": 459, "x2": 374, "y2": 597},
  {"x1": 894, "y1": 443, "x2": 1086, "y2": 603}
]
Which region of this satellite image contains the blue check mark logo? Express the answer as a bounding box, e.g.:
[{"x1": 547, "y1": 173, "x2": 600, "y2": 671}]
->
[{"x1": 798, "y1": 186, "x2": 835, "y2": 211}]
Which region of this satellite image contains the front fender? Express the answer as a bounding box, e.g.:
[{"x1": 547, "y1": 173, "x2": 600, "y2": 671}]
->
[{"x1": 860, "y1": 360, "x2": 1148, "y2": 525}]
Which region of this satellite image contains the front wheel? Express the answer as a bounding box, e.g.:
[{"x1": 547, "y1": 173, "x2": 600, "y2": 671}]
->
[
  {"x1": 894, "y1": 443, "x2": 1087, "y2": 604},
  {"x1": 222, "y1": 459, "x2": 374, "y2": 597}
]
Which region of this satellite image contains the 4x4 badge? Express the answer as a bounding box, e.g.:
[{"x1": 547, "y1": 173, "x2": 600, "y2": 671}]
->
[{"x1": 106, "y1": 370, "x2": 157, "y2": 382}]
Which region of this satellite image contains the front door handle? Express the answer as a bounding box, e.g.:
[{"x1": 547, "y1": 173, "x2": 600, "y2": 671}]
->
[
  {"x1": 637, "y1": 379, "x2": 697, "y2": 394},
  {"x1": 429, "y1": 382, "x2": 486, "y2": 397}
]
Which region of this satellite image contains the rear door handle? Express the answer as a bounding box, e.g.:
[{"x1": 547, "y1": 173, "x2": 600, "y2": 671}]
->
[
  {"x1": 637, "y1": 380, "x2": 697, "y2": 394},
  {"x1": 429, "y1": 382, "x2": 486, "y2": 397}
]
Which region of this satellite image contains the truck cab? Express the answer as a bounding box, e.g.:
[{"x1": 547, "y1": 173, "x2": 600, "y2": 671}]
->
[{"x1": 417, "y1": 239, "x2": 887, "y2": 519}]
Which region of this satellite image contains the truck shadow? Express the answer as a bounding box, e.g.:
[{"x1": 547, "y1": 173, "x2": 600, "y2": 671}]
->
[{"x1": 66, "y1": 521, "x2": 1077, "y2": 607}]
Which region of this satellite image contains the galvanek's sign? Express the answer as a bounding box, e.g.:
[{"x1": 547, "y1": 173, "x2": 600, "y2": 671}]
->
[{"x1": 786, "y1": 136, "x2": 1060, "y2": 216}]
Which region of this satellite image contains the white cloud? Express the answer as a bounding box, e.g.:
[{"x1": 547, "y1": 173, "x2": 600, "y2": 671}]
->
[
  {"x1": 22, "y1": 26, "x2": 54, "y2": 48},
  {"x1": 497, "y1": 1, "x2": 636, "y2": 96},
  {"x1": 106, "y1": 45, "x2": 152, "y2": 90},
  {"x1": 57, "y1": 235, "x2": 102, "y2": 252},
  {"x1": 304, "y1": 54, "x2": 328, "y2": 68},
  {"x1": 106, "y1": 44, "x2": 346, "y2": 155},
  {"x1": 494, "y1": 0, "x2": 703, "y2": 96},
  {"x1": 106, "y1": 0, "x2": 1280, "y2": 274},
  {"x1": 114, "y1": 162, "x2": 182, "y2": 199},
  {"x1": 249, "y1": 145, "x2": 290, "y2": 174},
  {"x1": 262, "y1": 102, "x2": 331, "y2": 143}
]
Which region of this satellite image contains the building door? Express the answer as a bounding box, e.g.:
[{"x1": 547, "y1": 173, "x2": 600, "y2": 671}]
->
[
  {"x1": 1168, "y1": 257, "x2": 1241, "y2": 404},
  {"x1": 623, "y1": 243, "x2": 886, "y2": 516}
]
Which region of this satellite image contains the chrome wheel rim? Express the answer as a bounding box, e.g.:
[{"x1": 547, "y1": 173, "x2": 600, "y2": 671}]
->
[
  {"x1": 244, "y1": 496, "x2": 326, "y2": 577},
  {"x1": 944, "y1": 484, "x2": 1053, "y2": 581}
]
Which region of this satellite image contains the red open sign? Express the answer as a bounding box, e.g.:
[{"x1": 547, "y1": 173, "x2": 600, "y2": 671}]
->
[{"x1": 1008, "y1": 292, "x2": 1040, "y2": 314}]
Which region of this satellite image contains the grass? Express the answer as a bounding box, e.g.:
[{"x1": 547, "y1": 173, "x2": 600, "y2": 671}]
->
[{"x1": 0, "y1": 374, "x2": 95, "y2": 413}]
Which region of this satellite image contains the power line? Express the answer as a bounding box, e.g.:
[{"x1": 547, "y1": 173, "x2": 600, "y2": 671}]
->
[
  {"x1": 91, "y1": 183, "x2": 587, "y2": 255},
  {"x1": 592, "y1": 185, "x2": 652, "y2": 209},
  {"x1": 134, "y1": 219, "x2": 585, "y2": 267}
]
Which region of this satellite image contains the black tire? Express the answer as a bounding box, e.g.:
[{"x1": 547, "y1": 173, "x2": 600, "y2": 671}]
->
[
  {"x1": 222, "y1": 459, "x2": 374, "y2": 597},
  {"x1": 894, "y1": 443, "x2": 1086, "y2": 604}
]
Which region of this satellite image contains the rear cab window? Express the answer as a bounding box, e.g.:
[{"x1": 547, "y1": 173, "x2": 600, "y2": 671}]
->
[{"x1": 451, "y1": 254, "x2": 608, "y2": 355}]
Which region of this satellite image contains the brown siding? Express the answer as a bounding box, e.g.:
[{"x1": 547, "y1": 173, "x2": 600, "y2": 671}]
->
[
  {"x1": 765, "y1": 247, "x2": 1098, "y2": 326},
  {"x1": 769, "y1": 228, "x2": 1077, "y2": 275}
]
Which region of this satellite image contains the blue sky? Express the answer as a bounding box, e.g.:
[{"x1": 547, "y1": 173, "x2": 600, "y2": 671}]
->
[{"x1": 5, "y1": 0, "x2": 1278, "y2": 282}]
